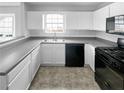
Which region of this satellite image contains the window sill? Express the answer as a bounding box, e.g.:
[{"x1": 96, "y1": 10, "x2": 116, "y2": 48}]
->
[{"x1": 0, "y1": 36, "x2": 25, "y2": 44}]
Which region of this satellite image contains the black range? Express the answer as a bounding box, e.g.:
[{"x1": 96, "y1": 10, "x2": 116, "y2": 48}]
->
[
  {"x1": 96, "y1": 47, "x2": 124, "y2": 72},
  {"x1": 95, "y1": 47, "x2": 124, "y2": 90}
]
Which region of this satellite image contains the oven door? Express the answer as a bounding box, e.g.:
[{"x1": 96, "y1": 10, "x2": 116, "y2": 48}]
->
[{"x1": 95, "y1": 52, "x2": 124, "y2": 90}]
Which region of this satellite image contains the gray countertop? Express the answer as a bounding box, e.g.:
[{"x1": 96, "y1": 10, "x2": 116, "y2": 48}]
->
[
  {"x1": 0, "y1": 38, "x2": 41, "y2": 75},
  {"x1": 39, "y1": 37, "x2": 117, "y2": 47},
  {"x1": 0, "y1": 37, "x2": 117, "y2": 75}
]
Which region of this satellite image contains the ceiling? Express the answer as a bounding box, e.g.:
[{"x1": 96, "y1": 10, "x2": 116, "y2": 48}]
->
[{"x1": 25, "y1": 2, "x2": 112, "y2": 11}]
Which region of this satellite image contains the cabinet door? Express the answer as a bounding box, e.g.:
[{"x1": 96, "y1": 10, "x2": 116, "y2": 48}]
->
[
  {"x1": 41, "y1": 44, "x2": 53, "y2": 64},
  {"x1": 53, "y1": 44, "x2": 65, "y2": 66},
  {"x1": 7, "y1": 54, "x2": 31, "y2": 84},
  {"x1": 8, "y1": 59, "x2": 31, "y2": 90},
  {"x1": 41, "y1": 44, "x2": 65, "y2": 66},
  {"x1": 27, "y1": 12, "x2": 43, "y2": 30},
  {"x1": 66, "y1": 12, "x2": 93, "y2": 30},
  {"x1": 110, "y1": 3, "x2": 124, "y2": 17},
  {"x1": 85, "y1": 44, "x2": 95, "y2": 71},
  {"x1": 0, "y1": 76, "x2": 7, "y2": 90},
  {"x1": 93, "y1": 6, "x2": 109, "y2": 31},
  {"x1": 31, "y1": 45, "x2": 40, "y2": 80}
]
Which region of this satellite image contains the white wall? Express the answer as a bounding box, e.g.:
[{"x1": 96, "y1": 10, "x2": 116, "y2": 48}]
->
[
  {"x1": 96, "y1": 31, "x2": 124, "y2": 43},
  {"x1": 20, "y1": 3, "x2": 29, "y2": 37},
  {"x1": 0, "y1": 2, "x2": 28, "y2": 37},
  {"x1": 27, "y1": 11, "x2": 95, "y2": 37},
  {"x1": 29, "y1": 29, "x2": 96, "y2": 37},
  {"x1": 26, "y1": 2, "x2": 124, "y2": 41}
]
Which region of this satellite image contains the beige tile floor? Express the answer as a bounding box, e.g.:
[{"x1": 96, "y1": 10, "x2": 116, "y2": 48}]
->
[{"x1": 29, "y1": 65, "x2": 100, "y2": 90}]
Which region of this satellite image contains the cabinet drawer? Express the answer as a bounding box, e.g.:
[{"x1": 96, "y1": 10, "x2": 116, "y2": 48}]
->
[
  {"x1": 8, "y1": 61, "x2": 30, "y2": 90},
  {"x1": 7, "y1": 54, "x2": 31, "y2": 84}
]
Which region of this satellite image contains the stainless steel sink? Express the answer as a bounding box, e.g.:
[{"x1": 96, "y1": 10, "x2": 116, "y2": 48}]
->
[{"x1": 41, "y1": 39, "x2": 65, "y2": 43}]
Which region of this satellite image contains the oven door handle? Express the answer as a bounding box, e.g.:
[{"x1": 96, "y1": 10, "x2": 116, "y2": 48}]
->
[{"x1": 104, "y1": 81, "x2": 111, "y2": 88}]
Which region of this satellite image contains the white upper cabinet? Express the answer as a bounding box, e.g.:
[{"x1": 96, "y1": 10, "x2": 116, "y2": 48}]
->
[
  {"x1": 27, "y1": 12, "x2": 43, "y2": 30},
  {"x1": 93, "y1": 6, "x2": 109, "y2": 31},
  {"x1": 109, "y1": 3, "x2": 124, "y2": 17},
  {"x1": 66, "y1": 12, "x2": 93, "y2": 30},
  {"x1": 93, "y1": 2, "x2": 124, "y2": 31}
]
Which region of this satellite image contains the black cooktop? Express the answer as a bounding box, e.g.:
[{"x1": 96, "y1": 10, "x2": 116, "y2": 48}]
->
[{"x1": 97, "y1": 47, "x2": 124, "y2": 62}]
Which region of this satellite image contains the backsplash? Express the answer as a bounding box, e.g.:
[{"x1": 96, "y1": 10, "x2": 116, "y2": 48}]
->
[
  {"x1": 96, "y1": 31, "x2": 124, "y2": 43},
  {"x1": 28, "y1": 28, "x2": 124, "y2": 43},
  {"x1": 29, "y1": 29, "x2": 96, "y2": 37}
]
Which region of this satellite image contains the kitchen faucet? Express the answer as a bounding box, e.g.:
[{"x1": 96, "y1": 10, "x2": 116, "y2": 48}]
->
[{"x1": 54, "y1": 32, "x2": 57, "y2": 41}]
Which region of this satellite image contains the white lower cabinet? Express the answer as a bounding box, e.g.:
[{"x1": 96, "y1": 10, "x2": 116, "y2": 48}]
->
[
  {"x1": 85, "y1": 44, "x2": 95, "y2": 72},
  {"x1": 41, "y1": 44, "x2": 53, "y2": 64},
  {"x1": 8, "y1": 55, "x2": 31, "y2": 90},
  {"x1": 7, "y1": 45, "x2": 41, "y2": 90},
  {"x1": 0, "y1": 76, "x2": 7, "y2": 90},
  {"x1": 41, "y1": 44, "x2": 65, "y2": 66},
  {"x1": 53, "y1": 44, "x2": 65, "y2": 65},
  {"x1": 7, "y1": 53, "x2": 31, "y2": 84},
  {"x1": 31, "y1": 45, "x2": 40, "y2": 80}
]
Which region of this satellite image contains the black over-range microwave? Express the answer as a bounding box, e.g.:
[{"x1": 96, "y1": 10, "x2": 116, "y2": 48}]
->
[{"x1": 106, "y1": 15, "x2": 124, "y2": 35}]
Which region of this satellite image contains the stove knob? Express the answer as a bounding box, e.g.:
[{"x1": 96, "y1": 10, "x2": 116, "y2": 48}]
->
[
  {"x1": 117, "y1": 64, "x2": 121, "y2": 69},
  {"x1": 114, "y1": 63, "x2": 121, "y2": 69},
  {"x1": 113, "y1": 62, "x2": 117, "y2": 68}
]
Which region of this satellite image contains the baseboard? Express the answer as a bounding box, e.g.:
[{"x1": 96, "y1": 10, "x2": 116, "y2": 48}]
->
[
  {"x1": 85, "y1": 64, "x2": 95, "y2": 80},
  {"x1": 40, "y1": 63, "x2": 65, "y2": 67}
]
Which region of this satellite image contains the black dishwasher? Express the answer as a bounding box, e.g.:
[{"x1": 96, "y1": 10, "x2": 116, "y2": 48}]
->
[{"x1": 65, "y1": 44, "x2": 84, "y2": 67}]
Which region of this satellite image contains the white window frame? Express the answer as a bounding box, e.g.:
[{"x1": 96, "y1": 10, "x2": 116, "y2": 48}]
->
[
  {"x1": 43, "y1": 13, "x2": 66, "y2": 33},
  {"x1": 0, "y1": 13, "x2": 15, "y2": 37}
]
